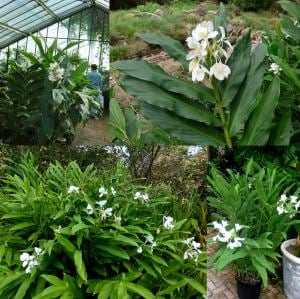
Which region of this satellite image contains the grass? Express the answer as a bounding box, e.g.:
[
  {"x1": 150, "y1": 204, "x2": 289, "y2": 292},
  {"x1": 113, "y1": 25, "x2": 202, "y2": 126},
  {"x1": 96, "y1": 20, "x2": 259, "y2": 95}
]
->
[{"x1": 110, "y1": 0, "x2": 280, "y2": 62}]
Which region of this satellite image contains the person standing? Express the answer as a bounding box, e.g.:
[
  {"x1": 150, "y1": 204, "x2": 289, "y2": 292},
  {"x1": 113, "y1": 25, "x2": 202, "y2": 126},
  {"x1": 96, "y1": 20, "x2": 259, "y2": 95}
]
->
[{"x1": 87, "y1": 64, "x2": 103, "y2": 117}]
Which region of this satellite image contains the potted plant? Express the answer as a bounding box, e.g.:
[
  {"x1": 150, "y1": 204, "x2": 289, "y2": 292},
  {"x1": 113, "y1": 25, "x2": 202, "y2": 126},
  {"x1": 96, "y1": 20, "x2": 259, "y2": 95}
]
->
[
  {"x1": 208, "y1": 159, "x2": 298, "y2": 299},
  {"x1": 280, "y1": 196, "x2": 300, "y2": 299}
]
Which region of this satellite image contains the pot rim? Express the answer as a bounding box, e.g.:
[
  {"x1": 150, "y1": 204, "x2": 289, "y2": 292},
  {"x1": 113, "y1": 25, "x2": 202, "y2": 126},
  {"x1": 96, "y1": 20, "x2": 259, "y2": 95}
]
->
[{"x1": 281, "y1": 238, "x2": 300, "y2": 264}]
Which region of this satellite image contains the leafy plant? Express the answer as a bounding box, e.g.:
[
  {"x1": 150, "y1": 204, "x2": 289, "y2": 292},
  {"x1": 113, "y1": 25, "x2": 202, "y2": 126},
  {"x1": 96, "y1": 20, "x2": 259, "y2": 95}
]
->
[
  {"x1": 112, "y1": 4, "x2": 293, "y2": 146},
  {"x1": 208, "y1": 158, "x2": 300, "y2": 287},
  {"x1": 0, "y1": 35, "x2": 100, "y2": 145},
  {"x1": 0, "y1": 152, "x2": 206, "y2": 298},
  {"x1": 230, "y1": 0, "x2": 274, "y2": 11}
]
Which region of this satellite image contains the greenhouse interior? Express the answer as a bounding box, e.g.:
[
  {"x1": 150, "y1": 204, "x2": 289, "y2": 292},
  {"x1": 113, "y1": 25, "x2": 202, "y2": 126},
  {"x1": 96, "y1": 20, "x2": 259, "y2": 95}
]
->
[{"x1": 0, "y1": 0, "x2": 109, "y2": 145}]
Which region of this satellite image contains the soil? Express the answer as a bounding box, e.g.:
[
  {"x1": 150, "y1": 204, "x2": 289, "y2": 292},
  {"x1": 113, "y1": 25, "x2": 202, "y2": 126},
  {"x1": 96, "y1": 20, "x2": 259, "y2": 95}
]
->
[{"x1": 72, "y1": 116, "x2": 110, "y2": 146}]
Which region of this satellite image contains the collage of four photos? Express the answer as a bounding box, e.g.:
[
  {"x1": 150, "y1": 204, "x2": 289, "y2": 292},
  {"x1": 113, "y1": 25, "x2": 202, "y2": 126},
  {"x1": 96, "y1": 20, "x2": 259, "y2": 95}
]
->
[{"x1": 0, "y1": 0, "x2": 300, "y2": 298}]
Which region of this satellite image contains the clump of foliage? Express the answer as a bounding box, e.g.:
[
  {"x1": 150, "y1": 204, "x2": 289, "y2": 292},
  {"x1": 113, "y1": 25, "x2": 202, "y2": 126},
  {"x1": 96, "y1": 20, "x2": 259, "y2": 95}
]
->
[
  {"x1": 0, "y1": 35, "x2": 100, "y2": 145},
  {"x1": 230, "y1": 0, "x2": 274, "y2": 11},
  {"x1": 0, "y1": 152, "x2": 206, "y2": 298}
]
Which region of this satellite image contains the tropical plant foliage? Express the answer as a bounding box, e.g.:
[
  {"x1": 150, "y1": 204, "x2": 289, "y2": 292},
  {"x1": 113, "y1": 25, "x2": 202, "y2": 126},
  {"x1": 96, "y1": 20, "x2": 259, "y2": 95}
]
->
[
  {"x1": 0, "y1": 35, "x2": 100, "y2": 145},
  {"x1": 0, "y1": 153, "x2": 206, "y2": 298},
  {"x1": 208, "y1": 158, "x2": 300, "y2": 287},
  {"x1": 112, "y1": 4, "x2": 296, "y2": 146}
]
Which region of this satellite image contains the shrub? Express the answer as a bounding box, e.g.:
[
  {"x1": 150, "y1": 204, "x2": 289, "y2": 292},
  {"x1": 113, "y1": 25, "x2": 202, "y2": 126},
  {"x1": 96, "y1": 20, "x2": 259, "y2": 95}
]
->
[
  {"x1": 0, "y1": 153, "x2": 206, "y2": 298},
  {"x1": 230, "y1": 0, "x2": 274, "y2": 11}
]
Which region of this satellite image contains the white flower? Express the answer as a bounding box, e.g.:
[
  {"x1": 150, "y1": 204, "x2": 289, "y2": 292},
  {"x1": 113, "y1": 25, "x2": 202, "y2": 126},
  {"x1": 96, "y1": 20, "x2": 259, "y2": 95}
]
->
[
  {"x1": 192, "y1": 21, "x2": 219, "y2": 41},
  {"x1": 183, "y1": 237, "x2": 195, "y2": 245},
  {"x1": 156, "y1": 228, "x2": 161, "y2": 234},
  {"x1": 114, "y1": 215, "x2": 122, "y2": 225},
  {"x1": 68, "y1": 186, "x2": 79, "y2": 194},
  {"x1": 134, "y1": 192, "x2": 150, "y2": 203},
  {"x1": 34, "y1": 247, "x2": 43, "y2": 256},
  {"x1": 87, "y1": 204, "x2": 94, "y2": 215},
  {"x1": 55, "y1": 225, "x2": 62, "y2": 233},
  {"x1": 227, "y1": 237, "x2": 244, "y2": 249},
  {"x1": 96, "y1": 200, "x2": 107, "y2": 207},
  {"x1": 100, "y1": 208, "x2": 113, "y2": 221},
  {"x1": 269, "y1": 63, "x2": 281, "y2": 75},
  {"x1": 99, "y1": 187, "x2": 108, "y2": 198},
  {"x1": 210, "y1": 62, "x2": 231, "y2": 81},
  {"x1": 145, "y1": 235, "x2": 154, "y2": 243},
  {"x1": 141, "y1": 194, "x2": 149, "y2": 203},
  {"x1": 137, "y1": 246, "x2": 143, "y2": 254},
  {"x1": 280, "y1": 194, "x2": 288, "y2": 202},
  {"x1": 248, "y1": 183, "x2": 252, "y2": 189},
  {"x1": 20, "y1": 253, "x2": 32, "y2": 268},
  {"x1": 111, "y1": 187, "x2": 116, "y2": 196},
  {"x1": 234, "y1": 224, "x2": 244, "y2": 231},
  {"x1": 163, "y1": 216, "x2": 174, "y2": 230},
  {"x1": 186, "y1": 38, "x2": 208, "y2": 61},
  {"x1": 134, "y1": 192, "x2": 142, "y2": 199},
  {"x1": 48, "y1": 62, "x2": 64, "y2": 82},
  {"x1": 290, "y1": 195, "x2": 298, "y2": 204},
  {"x1": 190, "y1": 61, "x2": 209, "y2": 82}
]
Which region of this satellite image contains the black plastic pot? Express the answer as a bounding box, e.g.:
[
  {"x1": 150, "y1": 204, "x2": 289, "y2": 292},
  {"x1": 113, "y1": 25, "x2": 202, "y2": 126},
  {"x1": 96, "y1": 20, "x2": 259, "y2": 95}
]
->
[{"x1": 236, "y1": 277, "x2": 262, "y2": 299}]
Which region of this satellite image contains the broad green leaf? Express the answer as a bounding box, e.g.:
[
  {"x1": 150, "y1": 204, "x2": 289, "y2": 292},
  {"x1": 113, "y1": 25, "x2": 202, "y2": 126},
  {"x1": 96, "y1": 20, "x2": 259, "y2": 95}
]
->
[
  {"x1": 56, "y1": 235, "x2": 76, "y2": 257},
  {"x1": 97, "y1": 281, "x2": 115, "y2": 299},
  {"x1": 157, "y1": 278, "x2": 189, "y2": 295},
  {"x1": 135, "y1": 32, "x2": 188, "y2": 69},
  {"x1": 113, "y1": 234, "x2": 139, "y2": 247},
  {"x1": 280, "y1": 14, "x2": 300, "y2": 42},
  {"x1": 15, "y1": 276, "x2": 32, "y2": 299},
  {"x1": 215, "y1": 249, "x2": 248, "y2": 272},
  {"x1": 119, "y1": 75, "x2": 221, "y2": 126},
  {"x1": 188, "y1": 279, "x2": 206, "y2": 295},
  {"x1": 125, "y1": 282, "x2": 155, "y2": 299},
  {"x1": 112, "y1": 59, "x2": 214, "y2": 103},
  {"x1": 74, "y1": 250, "x2": 87, "y2": 282},
  {"x1": 213, "y1": 3, "x2": 227, "y2": 30},
  {"x1": 19, "y1": 51, "x2": 39, "y2": 65},
  {"x1": 33, "y1": 286, "x2": 66, "y2": 299},
  {"x1": 250, "y1": 257, "x2": 268, "y2": 289},
  {"x1": 30, "y1": 34, "x2": 45, "y2": 57},
  {"x1": 71, "y1": 62, "x2": 89, "y2": 82},
  {"x1": 41, "y1": 275, "x2": 64, "y2": 286},
  {"x1": 117, "y1": 281, "x2": 127, "y2": 299},
  {"x1": 219, "y1": 30, "x2": 252, "y2": 107},
  {"x1": 268, "y1": 109, "x2": 292, "y2": 145},
  {"x1": 71, "y1": 223, "x2": 89, "y2": 235},
  {"x1": 109, "y1": 98, "x2": 127, "y2": 140},
  {"x1": 9, "y1": 222, "x2": 35, "y2": 231},
  {"x1": 124, "y1": 108, "x2": 140, "y2": 140},
  {"x1": 240, "y1": 76, "x2": 281, "y2": 145},
  {"x1": 279, "y1": 1, "x2": 300, "y2": 19},
  {"x1": 229, "y1": 43, "x2": 267, "y2": 138},
  {"x1": 140, "y1": 102, "x2": 225, "y2": 145},
  {"x1": 96, "y1": 245, "x2": 130, "y2": 260}
]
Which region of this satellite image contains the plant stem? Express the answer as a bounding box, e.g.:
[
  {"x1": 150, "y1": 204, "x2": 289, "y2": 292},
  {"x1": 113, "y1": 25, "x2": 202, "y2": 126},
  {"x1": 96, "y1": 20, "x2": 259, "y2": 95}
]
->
[{"x1": 211, "y1": 80, "x2": 232, "y2": 148}]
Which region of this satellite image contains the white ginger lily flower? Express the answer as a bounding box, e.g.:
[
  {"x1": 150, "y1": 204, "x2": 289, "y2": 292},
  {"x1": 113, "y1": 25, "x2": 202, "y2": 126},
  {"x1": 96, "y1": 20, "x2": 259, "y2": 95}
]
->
[
  {"x1": 227, "y1": 237, "x2": 244, "y2": 249},
  {"x1": 48, "y1": 62, "x2": 64, "y2": 82},
  {"x1": 99, "y1": 187, "x2": 108, "y2": 197},
  {"x1": 163, "y1": 216, "x2": 174, "y2": 230},
  {"x1": 192, "y1": 21, "x2": 219, "y2": 41},
  {"x1": 111, "y1": 187, "x2": 116, "y2": 196},
  {"x1": 100, "y1": 208, "x2": 113, "y2": 221},
  {"x1": 190, "y1": 60, "x2": 209, "y2": 82},
  {"x1": 114, "y1": 215, "x2": 122, "y2": 225},
  {"x1": 87, "y1": 204, "x2": 94, "y2": 215},
  {"x1": 137, "y1": 246, "x2": 143, "y2": 254},
  {"x1": 186, "y1": 37, "x2": 208, "y2": 61},
  {"x1": 269, "y1": 63, "x2": 281, "y2": 75},
  {"x1": 96, "y1": 200, "x2": 107, "y2": 207},
  {"x1": 210, "y1": 62, "x2": 231, "y2": 81},
  {"x1": 68, "y1": 185, "x2": 79, "y2": 194}
]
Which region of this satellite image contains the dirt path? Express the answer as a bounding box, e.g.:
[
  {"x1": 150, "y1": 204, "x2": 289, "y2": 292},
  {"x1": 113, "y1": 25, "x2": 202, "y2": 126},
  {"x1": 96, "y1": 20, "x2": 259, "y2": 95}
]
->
[{"x1": 72, "y1": 116, "x2": 110, "y2": 146}]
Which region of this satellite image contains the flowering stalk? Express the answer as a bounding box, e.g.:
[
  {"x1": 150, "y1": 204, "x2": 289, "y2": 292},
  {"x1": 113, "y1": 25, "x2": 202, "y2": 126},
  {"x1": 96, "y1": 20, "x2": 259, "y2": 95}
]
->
[{"x1": 211, "y1": 78, "x2": 232, "y2": 148}]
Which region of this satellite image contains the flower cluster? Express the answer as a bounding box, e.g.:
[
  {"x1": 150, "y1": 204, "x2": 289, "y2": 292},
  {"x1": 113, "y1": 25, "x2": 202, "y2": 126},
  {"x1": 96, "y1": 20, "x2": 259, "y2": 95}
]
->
[
  {"x1": 53, "y1": 89, "x2": 65, "y2": 104},
  {"x1": 18, "y1": 59, "x2": 33, "y2": 72},
  {"x1": 67, "y1": 185, "x2": 79, "y2": 194},
  {"x1": 163, "y1": 216, "x2": 174, "y2": 230},
  {"x1": 99, "y1": 186, "x2": 116, "y2": 197},
  {"x1": 20, "y1": 247, "x2": 44, "y2": 274},
  {"x1": 134, "y1": 191, "x2": 150, "y2": 204},
  {"x1": 277, "y1": 194, "x2": 299, "y2": 217},
  {"x1": 212, "y1": 220, "x2": 245, "y2": 249},
  {"x1": 87, "y1": 199, "x2": 113, "y2": 221},
  {"x1": 183, "y1": 237, "x2": 202, "y2": 262},
  {"x1": 186, "y1": 21, "x2": 232, "y2": 82},
  {"x1": 137, "y1": 234, "x2": 157, "y2": 254},
  {"x1": 48, "y1": 62, "x2": 64, "y2": 82},
  {"x1": 269, "y1": 63, "x2": 281, "y2": 75}
]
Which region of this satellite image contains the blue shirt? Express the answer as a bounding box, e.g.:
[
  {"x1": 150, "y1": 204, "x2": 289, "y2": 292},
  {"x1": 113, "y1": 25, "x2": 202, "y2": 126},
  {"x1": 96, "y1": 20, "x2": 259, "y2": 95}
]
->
[{"x1": 87, "y1": 71, "x2": 101, "y2": 89}]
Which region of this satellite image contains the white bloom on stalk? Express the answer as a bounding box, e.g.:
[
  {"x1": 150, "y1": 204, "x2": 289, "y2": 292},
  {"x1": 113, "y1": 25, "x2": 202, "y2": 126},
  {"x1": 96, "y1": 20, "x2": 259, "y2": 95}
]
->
[
  {"x1": 183, "y1": 237, "x2": 202, "y2": 262},
  {"x1": 99, "y1": 187, "x2": 108, "y2": 198},
  {"x1": 114, "y1": 215, "x2": 122, "y2": 225},
  {"x1": 67, "y1": 185, "x2": 79, "y2": 194},
  {"x1": 227, "y1": 237, "x2": 244, "y2": 249},
  {"x1": 137, "y1": 246, "x2": 143, "y2": 254},
  {"x1": 277, "y1": 194, "x2": 299, "y2": 216},
  {"x1": 186, "y1": 37, "x2": 208, "y2": 61},
  {"x1": 100, "y1": 208, "x2": 113, "y2": 221},
  {"x1": 190, "y1": 60, "x2": 209, "y2": 82},
  {"x1": 111, "y1": 187, "x2": 116, "y2": 196},
  {"x1": 134, "y1": 191, "x2": 150, "y2": 203},
  {"x1": 96, "y1": 200, "x2": 107, "y2": 207},
  {"x1": 163, "y1": 216, "x2": 174, "y2": 230},
  {"x1": 20, "y1": 248, "x2": 43, "y2": 274},
  {"x1": 269, "y1": 63, "x2": 281, "y2": 75},
  {"x1": 210, "y1": 62, "x2": 231, "y2": 81},
  {"x1": 87, "y1": 204, "x2": 94, "y2": 215},
  {"x1": 48, "y1": 62, "x2": 64, "y2": 82},
  {"x1": 277, "y1": 204, "x2": 286, "y2": 215},
  {"x1": 192, "y1": 21, "x2": 219, "y2": 42}
]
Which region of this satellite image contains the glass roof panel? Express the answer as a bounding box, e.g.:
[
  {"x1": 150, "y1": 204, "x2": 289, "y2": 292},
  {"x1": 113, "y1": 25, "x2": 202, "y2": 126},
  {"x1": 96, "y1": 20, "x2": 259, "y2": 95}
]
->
[{"x1": 0, "y1": 0, "x2": 109, "y2": 49}]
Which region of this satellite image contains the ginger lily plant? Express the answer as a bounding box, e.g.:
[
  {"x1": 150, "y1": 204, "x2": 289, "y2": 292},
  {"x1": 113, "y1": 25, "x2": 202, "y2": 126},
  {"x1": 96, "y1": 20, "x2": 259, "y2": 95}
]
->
[{"x1": 112, "y1": 4, "x2": 292, "y2": 146}]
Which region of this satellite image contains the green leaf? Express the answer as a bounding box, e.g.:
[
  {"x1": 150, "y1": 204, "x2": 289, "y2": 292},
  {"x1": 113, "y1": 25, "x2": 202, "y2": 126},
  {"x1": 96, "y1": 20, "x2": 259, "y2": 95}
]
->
[
  {"x1": 229, "y1": 43, "x2": 267, "y2": 138},
  {"x1": 9, "y1": 222, "x2": 35, "y2": 231},
  {"x1": 71, "y1": 223, "x2": 89, "y2": 235},
  {"x1": 109, "y1": 97, "x2": 127, "y2": 140},
  {"x1": 135, "y1": 32, "x2": 188, "y2": 69},
  {"x1": 157, "y1": 278, "x2": 189, "y2": 295},
  {"x1": 30, "y1": 34, "x2": 45, "y2": 57},
  {"x1": 125, "y1": 282, "x2": 155, "y2": 299},
  {"x1": 33, "y1": 286, "x2": 66, "y2": 299},
  {"x1": 280, "y1": 14, "x2": 300, "y2": 42},
  {"x1": 124, "y1": 108, "x2": 140, "y2": 140},
  {"x1": 56, "y1": 235, "x2": 76, "y2": 257},
  {"x1": 119, "y1": 75, "x2": 221, "y2": 126},
  {"x1": 215, "y1": 249, "x2": 248, "y2": 272},
  {"x1": 268, "y1": 109, "x2": 292, "y2": 145},
  {"x1": 219, "y1": 30, "x2": 252, "y2": 107},
  {"x1": 279, "y1": 0, "x2": 300, "y2": 19},
  {"x1": 97, "y1": 281, "x2": 115, "y2": 299},
  {"x1": 240, "y1": 76, "x2": 281, "y2": 145},
  {"x1": 15, "y1": 276, "x2": 32, "y2": 299},
  {"x1": 71, "y1": 61, "x2": 89, "y2": 82},
  {"x1": 188, "y1": 279, "x2": 206, "y2": 295},
  {"x1": 96, "y1": 245, "x2": 130, "y2": 260},
  {"x1": 113, "y1": 234, "x2": 139, "y2": 247},
  {"x1": 140, "y1": 102, "x2": 225, "y2": 145},
  {"x1": 112, "y1": 59, "x2": 214, "y2": 103},
  {"x1": 74, "y1": 250, "x2": 87, "y2": 282},
  {"x1": 213, "y1": 3, "x2": 227, "y2": 30},
  {"x1": 41, "y1": 275, "x2": 64, "y2": 286}
]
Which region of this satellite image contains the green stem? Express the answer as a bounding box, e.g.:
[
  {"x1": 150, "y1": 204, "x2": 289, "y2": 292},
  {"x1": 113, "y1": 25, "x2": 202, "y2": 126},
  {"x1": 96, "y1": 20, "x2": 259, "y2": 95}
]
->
[{"x1": 211, "y1": 79, "x2": 232, "y2": 148}]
